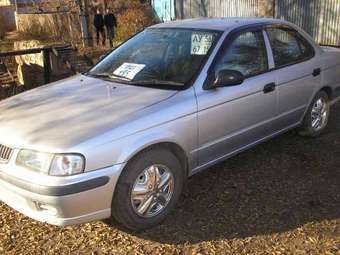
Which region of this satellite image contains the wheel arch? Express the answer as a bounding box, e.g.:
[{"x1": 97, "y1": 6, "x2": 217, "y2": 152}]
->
[
  {"x1": 320, "y1": 86, "x2": 333, "y2": 100},
  {"x1": 123, "y1": 141, "x2": 190, "y2": 179}
]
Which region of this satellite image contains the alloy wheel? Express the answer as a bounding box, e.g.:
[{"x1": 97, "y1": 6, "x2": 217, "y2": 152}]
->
[
  {"x1": 311, "y1": 97, "x2": 328, "y2": 131},
  {"x1": 131, "y1": 164, "x2": 174, "y2": 218}
]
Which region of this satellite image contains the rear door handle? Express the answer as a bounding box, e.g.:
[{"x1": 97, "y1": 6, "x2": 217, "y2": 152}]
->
[
  {"x1": 263, "y1": 82, "x2": 276, "y2": 94},
  {"x1": 313, "y1": 68, "x2": 321, "y2": 77}
]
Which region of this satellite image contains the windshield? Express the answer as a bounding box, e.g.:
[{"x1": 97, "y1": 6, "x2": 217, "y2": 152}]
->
[{"x1": 87, "y1": 28, "x2": 221, "y2": 89}]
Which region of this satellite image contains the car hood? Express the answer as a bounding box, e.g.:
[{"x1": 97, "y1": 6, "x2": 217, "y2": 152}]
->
[{"x1": 0, "y1": 75, "x2": 177, "y2": 151}]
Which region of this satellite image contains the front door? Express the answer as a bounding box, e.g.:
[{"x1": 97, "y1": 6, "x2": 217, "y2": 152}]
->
[{"x1": 195, "y1": 29, "x2": 278, "y2": 168}]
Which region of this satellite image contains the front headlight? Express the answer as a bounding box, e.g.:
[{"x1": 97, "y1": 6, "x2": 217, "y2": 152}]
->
[
  {"x1": 16, "y1": 150, "x2": 54, "y2": 174},
  {"x1": 16, "y1": 150, "x2": 85, "y2": 176}
]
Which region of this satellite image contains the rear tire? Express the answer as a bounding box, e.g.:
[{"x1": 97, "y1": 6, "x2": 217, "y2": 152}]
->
[
  {"x1": 298, "y1": 91, "x2": 330, "y2": 137},
  {"x1": 111, "y1": 148, "x2": 184, "y2": 230}
]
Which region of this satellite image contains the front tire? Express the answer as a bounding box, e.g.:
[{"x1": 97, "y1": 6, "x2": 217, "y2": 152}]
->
[
  {"x1": 298, "y1": 90, "x2": 330, "y2": 137},
  {"x1": 111, "y1": 148, "x2": 184, "y2": 230}
]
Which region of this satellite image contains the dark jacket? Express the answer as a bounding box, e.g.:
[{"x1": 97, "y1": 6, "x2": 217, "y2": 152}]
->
[
  {"x1": 104, "y1": 13, "x2": 117, "y2": 28},
  {"x1": 94, "y1": 14, "x2": 104, "y2": 28}
]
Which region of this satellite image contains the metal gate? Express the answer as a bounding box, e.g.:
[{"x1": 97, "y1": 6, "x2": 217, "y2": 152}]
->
[
  {"x1": 275, "y1": 0, "x2": 340, "y2": 46},
  {"x1": 174, "y1": 0, "x2": 260, "y2": 19},
  {"x1": 160, "y1": 0, "x2": 339, "y2": 46}
]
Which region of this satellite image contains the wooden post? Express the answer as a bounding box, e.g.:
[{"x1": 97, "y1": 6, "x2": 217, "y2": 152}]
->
[
  {"x1": 79, "y1": 0, "x2": 93, "y2": 47},
  {"x1": 67, "y1": 12, "x2": 75, "y2": 45},
  {"x1": 14, "y1": 0, "x2": 18, "y2": 12},
  {"x1": 43, "y1": 49, "x2": 51, "y2": 84}
]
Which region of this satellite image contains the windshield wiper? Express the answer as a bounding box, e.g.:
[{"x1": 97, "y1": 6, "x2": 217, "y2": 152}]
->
[
  {"x1": 86, "y1": 72, "x2": 108, "y2": 78},
  {"x1": 86, "y1": 73, "x2": 184, "y2": 87},
  {"x1": 132, "y1": 79, "x2": 184, "y2": 87},
  {"x1": 86, "y1": 72, "x2": 132, "y2": 83}
]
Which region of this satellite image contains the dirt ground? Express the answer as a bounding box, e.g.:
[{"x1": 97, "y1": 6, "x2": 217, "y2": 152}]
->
[{"x1": 1, "y1": 101, "x2": 340, "y2": 255}]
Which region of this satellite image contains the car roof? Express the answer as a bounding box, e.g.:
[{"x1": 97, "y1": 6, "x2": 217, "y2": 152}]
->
[{"x1": 150, "y1": 18, "x2": 288, "y2": 31}]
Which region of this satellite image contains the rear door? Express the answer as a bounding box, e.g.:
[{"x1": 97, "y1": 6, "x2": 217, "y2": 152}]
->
[{"x1": 265, "y1": 26, "x2": 322, "y2": 127}]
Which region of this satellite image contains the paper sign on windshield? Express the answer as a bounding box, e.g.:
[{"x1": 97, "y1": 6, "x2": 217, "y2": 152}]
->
[
  {"x1": 113, "y1": 63, "x2": 146, "y2": 80},
  {"x1": 191, "y1": 33, "x2": 213, "y2": 55}
]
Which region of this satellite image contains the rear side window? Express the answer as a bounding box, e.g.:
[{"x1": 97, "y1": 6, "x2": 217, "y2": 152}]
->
[
  {"x1": 266, "y1": 28, "x2": 315, "y2": 68},
  {"x1": 214, "y1": 31, "x2": 268, "y2": 77}
]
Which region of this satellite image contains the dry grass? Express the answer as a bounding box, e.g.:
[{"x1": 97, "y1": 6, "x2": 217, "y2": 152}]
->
[
  {"x1": 0, "y1": 102, "x2": 340, "y2": 254},
  {"x1": 116, "y1": 7, "x2": 156, "y2": 42},
  {"x1": 16, "y1": 12, "x2": 81, "y2": 43}
]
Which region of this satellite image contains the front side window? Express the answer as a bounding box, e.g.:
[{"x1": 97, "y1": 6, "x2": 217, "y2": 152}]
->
[
  {"x1": 87, "y1": 28, "x2": 221, "y2": 89},
  {"x1": 214, "y1": 31, "x2": 268, "y2": 77},
  {"x1": 266, "y1": 28, "x2": 315, "y2": 68}
]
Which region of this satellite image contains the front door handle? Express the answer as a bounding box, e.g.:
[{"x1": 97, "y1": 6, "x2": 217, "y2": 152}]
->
[
  {"x1": 263, "y1": 82, "x2": 276, "y2": 94},
  {"x1": 313, "y1": 68, "x2": 321, "y2": 77}
]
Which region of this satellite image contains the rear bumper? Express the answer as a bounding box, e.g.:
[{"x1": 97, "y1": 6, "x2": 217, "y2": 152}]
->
[{"x1": 0, "y1": 164, "x2": 124, "y2": 226}]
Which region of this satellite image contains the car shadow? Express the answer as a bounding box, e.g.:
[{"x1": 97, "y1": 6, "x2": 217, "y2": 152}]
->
[{"x1": 126, "y1": 102, "x2": 340, "y2": 244}]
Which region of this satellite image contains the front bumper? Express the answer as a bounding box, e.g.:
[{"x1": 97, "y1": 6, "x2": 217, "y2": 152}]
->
[{"x1": 0, "y1": 164, "x2": 124, "y2": 226}]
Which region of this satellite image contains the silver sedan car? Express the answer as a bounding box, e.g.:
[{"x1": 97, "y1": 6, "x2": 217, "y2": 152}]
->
[{"x1": 0, "y1": 18, "x2": 339, "y2": 230}]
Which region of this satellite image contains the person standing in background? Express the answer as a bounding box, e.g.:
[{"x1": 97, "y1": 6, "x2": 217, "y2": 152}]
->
[
  {"x1": 104, "y1": 8, "x2": 118, "y2": 48},
  {"x1": 93, "y1": 8, "x2": 106, "y2": 46}
]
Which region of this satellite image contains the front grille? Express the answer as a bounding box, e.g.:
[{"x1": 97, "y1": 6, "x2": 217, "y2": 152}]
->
[{"x1": 0, "y1": 144, "x2": 13, "y2": 163}]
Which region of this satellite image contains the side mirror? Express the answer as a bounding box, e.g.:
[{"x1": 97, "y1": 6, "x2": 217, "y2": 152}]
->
[{"x1": 204, "y1": 69, "x2": 245, "y2": 90}]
